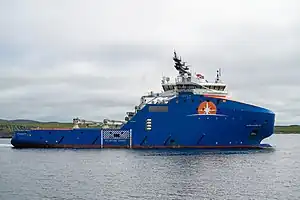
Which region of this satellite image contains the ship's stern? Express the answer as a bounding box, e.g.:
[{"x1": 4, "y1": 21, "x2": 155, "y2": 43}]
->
[
  {"x1": 11, "y1": 130, "x2": 43, "y2": 148},
  {"x1": 11, "y1": 130, "x2": 30, "y2": 148}
]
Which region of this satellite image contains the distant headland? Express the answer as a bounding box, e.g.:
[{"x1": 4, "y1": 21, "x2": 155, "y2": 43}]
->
[
  {"x1": 0, "y1": 119, "x2": 299, "y2": 138},
  {"x1": 0, "y1": 119, "x2": 74, "y2": 138}
]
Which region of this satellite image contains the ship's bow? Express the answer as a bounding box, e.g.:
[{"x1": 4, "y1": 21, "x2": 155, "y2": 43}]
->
[{"x1": 247, "y1": 106, "x2": 275, "y2": 148}]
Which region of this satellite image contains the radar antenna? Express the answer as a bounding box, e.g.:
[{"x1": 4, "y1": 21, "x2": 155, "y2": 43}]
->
[{"x1": 173, "y1": 50, "x2": 191, "y2": 76}]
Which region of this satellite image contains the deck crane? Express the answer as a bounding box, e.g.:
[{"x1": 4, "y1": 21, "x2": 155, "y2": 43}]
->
[
  {"x1": 102, "y1": 118, "x2": 125, "y2": 129},
  {"x1": 72, "y1": 118, "x2": 101, "y2": 129}
]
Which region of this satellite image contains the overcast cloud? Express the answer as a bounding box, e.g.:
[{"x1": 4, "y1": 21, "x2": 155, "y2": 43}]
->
[{"x1": 0, "y1": 0, "x2": 299, "y2": 125}]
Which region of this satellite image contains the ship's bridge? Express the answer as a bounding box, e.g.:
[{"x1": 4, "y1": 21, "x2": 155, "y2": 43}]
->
[
  {"x1": 161, "y1": 73, "x2": 228, "y2": 99},
  {"x1": 160, "y1": 51, "x2": 228, "y2": 96},
  {"x1": 161, "y1": 74, "x2": 227, "y2": 93}
]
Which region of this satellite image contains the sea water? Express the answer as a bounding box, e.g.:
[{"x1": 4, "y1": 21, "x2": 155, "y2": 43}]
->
[{"x1": 0, "y1": 135, "x2": 299, "y2": 200}]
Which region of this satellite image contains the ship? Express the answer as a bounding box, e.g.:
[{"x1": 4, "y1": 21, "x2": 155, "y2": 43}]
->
[{"x1": 11, "y1": 51, "x2": 275, "y2": 149}]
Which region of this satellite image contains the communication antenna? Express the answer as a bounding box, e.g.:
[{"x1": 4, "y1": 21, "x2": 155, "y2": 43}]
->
[{"x1": 215, "y1": 68, "x2": 222, "y2": 83}]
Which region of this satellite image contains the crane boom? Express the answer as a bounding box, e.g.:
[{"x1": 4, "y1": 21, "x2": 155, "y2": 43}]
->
[{"x1": 72, "y1": 117, "x2": 101, "y2": 129}]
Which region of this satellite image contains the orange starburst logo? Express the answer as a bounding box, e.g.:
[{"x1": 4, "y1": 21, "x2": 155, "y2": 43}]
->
[{"x1": 197, "y1": 101, "x2": 217, "y2": 115}]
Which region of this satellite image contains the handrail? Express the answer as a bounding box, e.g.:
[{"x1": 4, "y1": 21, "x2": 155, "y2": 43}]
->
[{"x1": 30, "y1": 128, "x2": 73, "y2": 130}]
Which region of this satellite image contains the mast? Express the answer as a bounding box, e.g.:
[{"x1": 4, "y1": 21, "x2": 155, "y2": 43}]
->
[
  {"x1": 173, "y1": 51, "x2": 191, "y2": 76},
  {"x1": 215, "y1": 68, "x2": 222, "y2": 83}
]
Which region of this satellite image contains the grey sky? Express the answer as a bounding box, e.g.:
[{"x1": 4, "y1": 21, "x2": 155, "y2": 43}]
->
[{"x1": 0, "y1": 0, "x2": 299, "y2": 125}]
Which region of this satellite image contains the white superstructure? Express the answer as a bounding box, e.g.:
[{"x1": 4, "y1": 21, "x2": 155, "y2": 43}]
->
[{"x1": 123, "y1": 51, "x2": 229, "y2": 122}]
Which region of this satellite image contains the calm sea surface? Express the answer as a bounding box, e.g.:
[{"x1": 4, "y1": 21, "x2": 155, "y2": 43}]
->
[{"x1": 0, "y1": 135, "x2": 300, "y2": 200}]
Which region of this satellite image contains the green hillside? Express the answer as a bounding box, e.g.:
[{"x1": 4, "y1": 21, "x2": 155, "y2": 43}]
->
[
  {"x1": 274, "y1": 125, "x2": 300, "y2": 134},
  {"x1": 0, "y1": 120, "x2": 75, "y2": 138}
]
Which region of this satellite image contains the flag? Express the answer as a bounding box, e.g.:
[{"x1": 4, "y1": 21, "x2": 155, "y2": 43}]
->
[{"x1": 196, "y1": 73, "x2": 204, "y2": 79}]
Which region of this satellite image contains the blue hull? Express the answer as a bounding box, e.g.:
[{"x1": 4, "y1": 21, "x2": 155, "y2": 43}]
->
[{"x1": 11, "y1": 94, "x2": 275, "y2": 149}]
